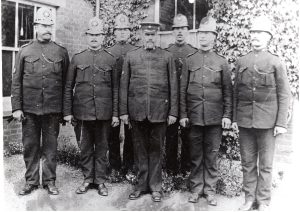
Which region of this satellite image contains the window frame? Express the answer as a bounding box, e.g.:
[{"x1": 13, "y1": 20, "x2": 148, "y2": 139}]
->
[{"x1": 156, "y1": 0, "x2": 199, "y2": 33}]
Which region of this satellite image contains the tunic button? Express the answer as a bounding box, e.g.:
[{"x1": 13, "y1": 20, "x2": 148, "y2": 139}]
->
[
  {"x1": 253, "y1": 100, "x2": 256, "y2": 103},
  {"x1": 42, "y1": 65, "x2": 45, "y2": 68},
  {"x1": 94, "y1": 85, "x2": 96, "y2": 87},
  {"x1": 42, "y1": 88, "x2": 45, "y2": 90},
  {"x1": 36, "y1": 104, "x2": 39, "y2": 107},
  {"x1": 253, "y1": 88, "x2": 256, "y2": 91},
  {"x1": 42, "y1": 76, "x2": 45, "y2": 79}
]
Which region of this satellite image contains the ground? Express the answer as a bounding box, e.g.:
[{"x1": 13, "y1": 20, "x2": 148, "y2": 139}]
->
[
  {"x1": 2, "y1": 101, "x2": 299, "y2": 211},
  {"x1": 3, "y1": 155, "x2": 246, "y2": 211},
  {"x1": 2, "y1": 155, "x2": 300, "y2": 211}
]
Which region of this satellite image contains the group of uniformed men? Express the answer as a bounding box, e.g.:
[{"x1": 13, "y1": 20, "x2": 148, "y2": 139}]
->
[{"x1": 11, "y1": 7, "x2": 291, "y2": 211}]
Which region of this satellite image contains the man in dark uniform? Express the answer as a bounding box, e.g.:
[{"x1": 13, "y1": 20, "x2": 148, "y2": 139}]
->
[
  {"x1": 63, "y1": 17, "x2": 119, "y2": 196},
  {"x1": 165, "y1": 14, "x2": 197, "y2": 176},
  {"x1": 180, "y1": 16, "x2": 232, "y2": 205},
  {"x1": 232, "y1": 16, "x2": 291, "y2": 211},
  {"x1": 119, "y1": 22, "x2": 178, "y2": 202},
  {"x1": 107, "y1": 14, "x2": 137, "y2": 180},
  {"x1": 11, "y1": 7, "x2": 69, "y2": 195}
]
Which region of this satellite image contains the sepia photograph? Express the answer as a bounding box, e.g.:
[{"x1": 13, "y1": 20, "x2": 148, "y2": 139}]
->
[{"x1": 1, "y1": 0, "x2": 299, "y2": 211}]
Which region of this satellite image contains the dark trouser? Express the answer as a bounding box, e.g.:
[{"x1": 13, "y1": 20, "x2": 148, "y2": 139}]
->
[
  {"x1": 80, "y1": 120, "x2": 110, "y2": 185},
  {"x1": 22, "y1": 113, "x2": 60, "y2": 186},
  {"x1": 109, "y1": 124, "x2": 134, "y2": 171},
  {"x1": 239, "y1": 127, "x2": 275, "y2": 205},
  {"x1": 165, "y1": 121, "x2": 190, "y2": 174},
  {"x1": 131, "y1": 120, "x2": 166, "y2": 192},
  {"x1": 188, "y1": 125, "x2": 222, "y2": 195}
]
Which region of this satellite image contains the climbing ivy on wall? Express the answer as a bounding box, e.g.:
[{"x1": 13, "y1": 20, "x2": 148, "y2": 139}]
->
[
  {"x1": 208, "y1": 0, "x2": 299, "y2": 98},
  {"x1": 85, "y1": 0, "x2": 151, "y2": 47}
]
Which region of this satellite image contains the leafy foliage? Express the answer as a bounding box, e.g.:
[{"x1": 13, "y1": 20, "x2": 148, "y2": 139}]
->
[
  {"x1": 216, "y1": 158, "x2": 243, "y2": 197},
  {"x1": 208, "y1": 0, "x2": 299, "y2": 97},
  {"x1": 220, "y1": 129, "x2": 240, "y2": 161},
  {"x1": 86, "y1": 0, "x2": 151, "y2": 47},
  {"x1": 4, "y1": 142, "x2": 24, "y2": 157},
  {"x1": 56, "y1": 136, "x2": 81, "y2": 167}
]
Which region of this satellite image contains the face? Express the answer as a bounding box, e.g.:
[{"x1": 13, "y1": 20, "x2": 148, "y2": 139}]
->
[
  {"x1": 142, "y1": 31, "x2": 157, "y2": 49},
  {"x1": 198, "y1": 31, "x2": 216, "y2": 48},
  {"x1": 250, "y1": 31, "x2": 271, "y2": 51},
  {"x1": 86, "y1": 33, "x2": 105, "y2": 49},
  {"x1": 173, "y1": 26, "x2": 189, "y2": 44},
  {"x1": 35, "y1": 24, "x2": 53, "y2": 42},
  {"x1": 115, "y1": 28, "x2": 130, "y2": 42}
]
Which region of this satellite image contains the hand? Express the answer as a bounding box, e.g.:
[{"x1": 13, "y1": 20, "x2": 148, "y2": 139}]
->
[
  {"x1": 12, "y1": 110, "x2": 24, "y2": 122},
  {"x1": 222, "y1": 118, "x2": 231, "y2": 129},
  {"x1": 179, "y1": 118, "x2": 189, "y2": 128},
  {"x1": 167, "y1": 115, "x2": 177, "y2": 125},
  {"x1": 274, "y1": 126, "x2": 287, "y2": 136},
  {"x1": 111, "y1": 116, "x2": 120, "y2": 127},
  {"x1": 64, "y1": 115, "x2": 73, "y2": 124},
  {"x1": 120, "y1": 114, "x2": 129, "y2": 125},
  {"x1": 231, "y1": 122, "x2": 239, "y2": 132}
]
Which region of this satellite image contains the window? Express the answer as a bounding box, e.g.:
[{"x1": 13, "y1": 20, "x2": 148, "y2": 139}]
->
[
  {"x1": 1, "y1": 0, "x2": 56, "y2": 97},
  {"x1": 159, "y1": 0, "x2": 209, "y2": 31}
]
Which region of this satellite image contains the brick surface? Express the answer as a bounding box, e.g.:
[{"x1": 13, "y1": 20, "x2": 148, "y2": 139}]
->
[{"x1": 55, "y1": 0, "x2": 94, "y2": 58}]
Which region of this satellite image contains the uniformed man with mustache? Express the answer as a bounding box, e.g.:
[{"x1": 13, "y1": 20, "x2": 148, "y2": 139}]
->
[
  {"x1": 119, "y1": 22, "x2": 178, "y2": 202},
  {"x1": 232, "y1": 16, "x2": 291, "y2": 211},
  {"x1": 11, "y1": 7, "x2": 69, "y2": 195},
  {"x1": 64, "y1": 17, "x2": 119, "y2": 196}
]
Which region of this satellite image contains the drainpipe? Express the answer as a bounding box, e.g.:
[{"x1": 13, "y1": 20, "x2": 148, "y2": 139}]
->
[{"x1": 96, "y1": 0, "x2": 100, "y2": 17}]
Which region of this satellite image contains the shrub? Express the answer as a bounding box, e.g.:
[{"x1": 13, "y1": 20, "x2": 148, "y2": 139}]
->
[
  {"x1": 56, "y1": 136, "x2": 81, "y2": 167},
  {"x1": 220, "y1": 129, "x2": 240, "y2": 161},
  {"x1": 216, "y1": 157, "x2": 243, "y2": 197}
]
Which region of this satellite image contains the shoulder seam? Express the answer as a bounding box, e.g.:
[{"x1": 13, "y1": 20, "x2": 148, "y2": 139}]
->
[
  {"x1": 216, "y1": 52, "x2": 226, "y2": 59},
  {"x1": 268, "y1": 50, "x2": 279, "y2": 57},
  {"x1": 20, "y1": 41, "x2": 33, "y2": 48},
  {"x1": 104, "y1": 49, "x2": 115, "y2": 57},
  {"x1": 53, "y1": 41, "x2": 66, "y2": 49},
  {"x1": 186, "y1": 51, "x2": 197, "y2": 58},
  {"x1": 74, "y1": 49, "x2": 87, "y2": 55},
  {"x1": 128, "y1": 46, "x2": 141, "y2": 53}
]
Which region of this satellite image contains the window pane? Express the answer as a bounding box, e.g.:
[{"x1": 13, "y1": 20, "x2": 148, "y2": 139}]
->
[
  {"x1": 2, "y1": 51, "x2": 13, "y2": 97},
  {"x1": 2, "y1": 1, "x2": 16, "y2": 47},
  {"x1": 195, "y1": 0, "x2": 209, "y2": 29},
  {"x1": 18, "y1": 4, "x2": 34, "y2": 47},
  {"x1": 160, "y1": 0, "x2": 175, "y2": 31}
]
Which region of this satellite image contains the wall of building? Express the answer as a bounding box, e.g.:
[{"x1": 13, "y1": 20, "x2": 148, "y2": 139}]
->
[{"x1": 55, "y1": 0, "x2": 94, "y2": 57}]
